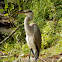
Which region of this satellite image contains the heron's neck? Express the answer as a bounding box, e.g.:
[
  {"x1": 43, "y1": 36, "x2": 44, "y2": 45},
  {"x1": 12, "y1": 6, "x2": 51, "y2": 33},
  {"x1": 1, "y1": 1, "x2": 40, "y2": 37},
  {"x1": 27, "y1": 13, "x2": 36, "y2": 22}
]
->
[{"x1": 24, "y1": 16, "x2": 32, "y2": 33}]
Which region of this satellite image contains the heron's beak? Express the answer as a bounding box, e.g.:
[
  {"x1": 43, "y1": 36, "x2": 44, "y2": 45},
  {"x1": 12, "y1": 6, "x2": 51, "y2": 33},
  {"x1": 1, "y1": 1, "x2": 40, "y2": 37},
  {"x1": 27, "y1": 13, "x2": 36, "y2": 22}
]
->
[{"x1": 17, "y1": 12, "x2": 26, "y2": 14}]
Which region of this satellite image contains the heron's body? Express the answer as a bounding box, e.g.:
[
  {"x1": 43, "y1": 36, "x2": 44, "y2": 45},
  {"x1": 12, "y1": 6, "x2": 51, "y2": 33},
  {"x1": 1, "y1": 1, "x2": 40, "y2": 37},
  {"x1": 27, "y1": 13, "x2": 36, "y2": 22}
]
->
[
  {"x1": 26, "y1": 23, "x2": 41, "y2": 54},
  {"x1": 17, "y1": 10, "x2": 41, "y2": 62}
]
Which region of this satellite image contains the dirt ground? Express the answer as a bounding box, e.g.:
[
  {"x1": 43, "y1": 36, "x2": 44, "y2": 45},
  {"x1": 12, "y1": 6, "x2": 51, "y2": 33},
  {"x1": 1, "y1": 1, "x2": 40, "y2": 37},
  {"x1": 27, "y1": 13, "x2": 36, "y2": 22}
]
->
[
  {"x1": 0, "y1": 51, "x2": 62, "y2": 62},
  {"x1": 21, "y1": 53, "x2": 62, "y2": 62}
]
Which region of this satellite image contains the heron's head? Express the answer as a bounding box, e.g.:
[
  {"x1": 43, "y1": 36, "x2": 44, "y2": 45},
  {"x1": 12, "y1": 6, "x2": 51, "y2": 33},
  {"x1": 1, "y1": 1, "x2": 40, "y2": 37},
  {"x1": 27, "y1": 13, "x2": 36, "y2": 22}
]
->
[{"x1": 17, "y1": 10, "x2": 33, "y2": 20}]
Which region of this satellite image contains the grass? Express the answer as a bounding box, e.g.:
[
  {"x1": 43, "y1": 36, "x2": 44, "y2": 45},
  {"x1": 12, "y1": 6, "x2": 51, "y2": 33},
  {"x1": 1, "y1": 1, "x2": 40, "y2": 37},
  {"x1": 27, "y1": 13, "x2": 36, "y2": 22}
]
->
[
  {"x1": 0, "y1": 42, "x2": 30, "y2": 62},
  {"x1": 40, "y1": 38, "x2": 62, "y2": 58},
  {"x1": 0, "y1": 37, "x2": 62, "y2": 62}
]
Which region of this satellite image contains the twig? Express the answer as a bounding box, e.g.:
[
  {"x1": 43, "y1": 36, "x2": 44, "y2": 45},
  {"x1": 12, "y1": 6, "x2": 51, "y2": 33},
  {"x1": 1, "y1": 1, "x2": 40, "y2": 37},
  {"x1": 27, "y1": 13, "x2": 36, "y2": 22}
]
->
[
  {"x1": 13, "y1": 54, "x2": 24, "y2": 62},
  {"x1": 0, "y1": 24, "x2": 23, "y2": 44}
]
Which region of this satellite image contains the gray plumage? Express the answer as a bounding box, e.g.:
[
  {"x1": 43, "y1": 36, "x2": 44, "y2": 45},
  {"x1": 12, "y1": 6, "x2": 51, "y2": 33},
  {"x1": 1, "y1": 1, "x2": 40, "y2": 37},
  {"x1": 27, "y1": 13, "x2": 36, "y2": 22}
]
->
[{"x1": 17, "y1": 10, "x2": 41, "y2": 62}]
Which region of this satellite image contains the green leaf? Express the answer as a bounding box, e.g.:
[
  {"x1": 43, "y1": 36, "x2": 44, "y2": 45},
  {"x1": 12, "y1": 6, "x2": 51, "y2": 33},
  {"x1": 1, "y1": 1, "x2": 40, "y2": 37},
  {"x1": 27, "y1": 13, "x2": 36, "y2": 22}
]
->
[
  {"x1": 10, "y1": 4, "x2": 14, "y2": 10},
  {"x1": 5, "y1": 3, "x2": 8, "y2": 11},
  {"x1": 4, "y1": 13, "x2": 9, "y2": 16},
  {"x1": 0, "y1": 59, "x2": 3, "y2": 62},
  {"x1": 4, "y1": 0, "x2": 8, "y2": 4},
  {"x1": 0, "y1": 9, "x2": 5, "y2": 13}
]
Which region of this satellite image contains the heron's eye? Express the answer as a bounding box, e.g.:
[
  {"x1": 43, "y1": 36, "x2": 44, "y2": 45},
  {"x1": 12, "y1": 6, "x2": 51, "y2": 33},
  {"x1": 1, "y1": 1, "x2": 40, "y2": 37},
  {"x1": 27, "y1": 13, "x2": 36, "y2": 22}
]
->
[
  {"x1": 24, "y1": 11, "x2": 28, "y2": 13},
  {"x1": 24, "y1": 10, "x2": 32, "y2": 13},
  {"x1": 28, "y1": 11, "x2": 32, "y2": 12},
  {"x1": 26, "y1": 11, "x2": 29, "y2": 13}
]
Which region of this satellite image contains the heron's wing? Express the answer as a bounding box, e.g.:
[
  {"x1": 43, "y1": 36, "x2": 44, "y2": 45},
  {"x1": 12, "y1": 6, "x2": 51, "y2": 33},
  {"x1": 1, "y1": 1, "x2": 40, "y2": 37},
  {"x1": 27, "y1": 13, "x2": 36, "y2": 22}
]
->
[
  {"x1": 34, "y1": 24, "x2": 41, "y2": 52},
  {"x1": 30, "y1": 23, "x2": 41, "y2": 51}
]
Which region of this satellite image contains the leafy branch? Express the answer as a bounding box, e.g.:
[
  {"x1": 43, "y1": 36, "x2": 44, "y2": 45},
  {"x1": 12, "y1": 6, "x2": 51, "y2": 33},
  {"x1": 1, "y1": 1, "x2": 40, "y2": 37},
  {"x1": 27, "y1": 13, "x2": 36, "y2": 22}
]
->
[{"x1": 0, "y1": 24, "x2": 24, "y2": 44}]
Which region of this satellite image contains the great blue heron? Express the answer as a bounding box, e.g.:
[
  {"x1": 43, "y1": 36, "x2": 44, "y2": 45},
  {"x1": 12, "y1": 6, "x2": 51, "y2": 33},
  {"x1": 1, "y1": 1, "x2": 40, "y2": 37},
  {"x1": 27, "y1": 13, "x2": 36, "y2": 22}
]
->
[{"x1": 17, "y1": 10, "x2": 41, "y2": 62}]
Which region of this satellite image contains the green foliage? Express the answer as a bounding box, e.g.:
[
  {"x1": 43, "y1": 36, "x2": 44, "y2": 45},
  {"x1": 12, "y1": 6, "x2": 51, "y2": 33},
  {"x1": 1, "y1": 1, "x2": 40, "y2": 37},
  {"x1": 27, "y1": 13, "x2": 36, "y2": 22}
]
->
[
  {"x1": 22, "y1": 44, "x2": 29, "y2": 54},
  {"x1": 0, "y1": 9, "x2": 5, "y2": 13},
  {"x1": 41, "y1": 38, "x2": 62, "y2": 58},
  {"x1": 0, "y1": 0, "x2": 62, "y2": 61},
  {"x1": 0, "y1": 59, "x2": 3, "y2": 62},
  {"x1": 0, "y1": 43, "x2": 29, "y2": 62}
]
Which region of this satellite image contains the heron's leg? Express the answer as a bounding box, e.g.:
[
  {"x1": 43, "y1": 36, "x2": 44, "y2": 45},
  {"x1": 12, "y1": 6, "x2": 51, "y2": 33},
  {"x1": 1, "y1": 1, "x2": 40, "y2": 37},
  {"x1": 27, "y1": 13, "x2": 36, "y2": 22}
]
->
[
  {"x1": 35, "y1": 58, "x2": 37, "y2": 62},
  {"x1": 35, "y1": 59, "x2": 36, "y2": 62},
  {"x1": 29, "y1": 49, "x2": 31, "y2": 62},
  {"x1": 34, "y1": 50, "x2": 38, "y2": 62}
]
